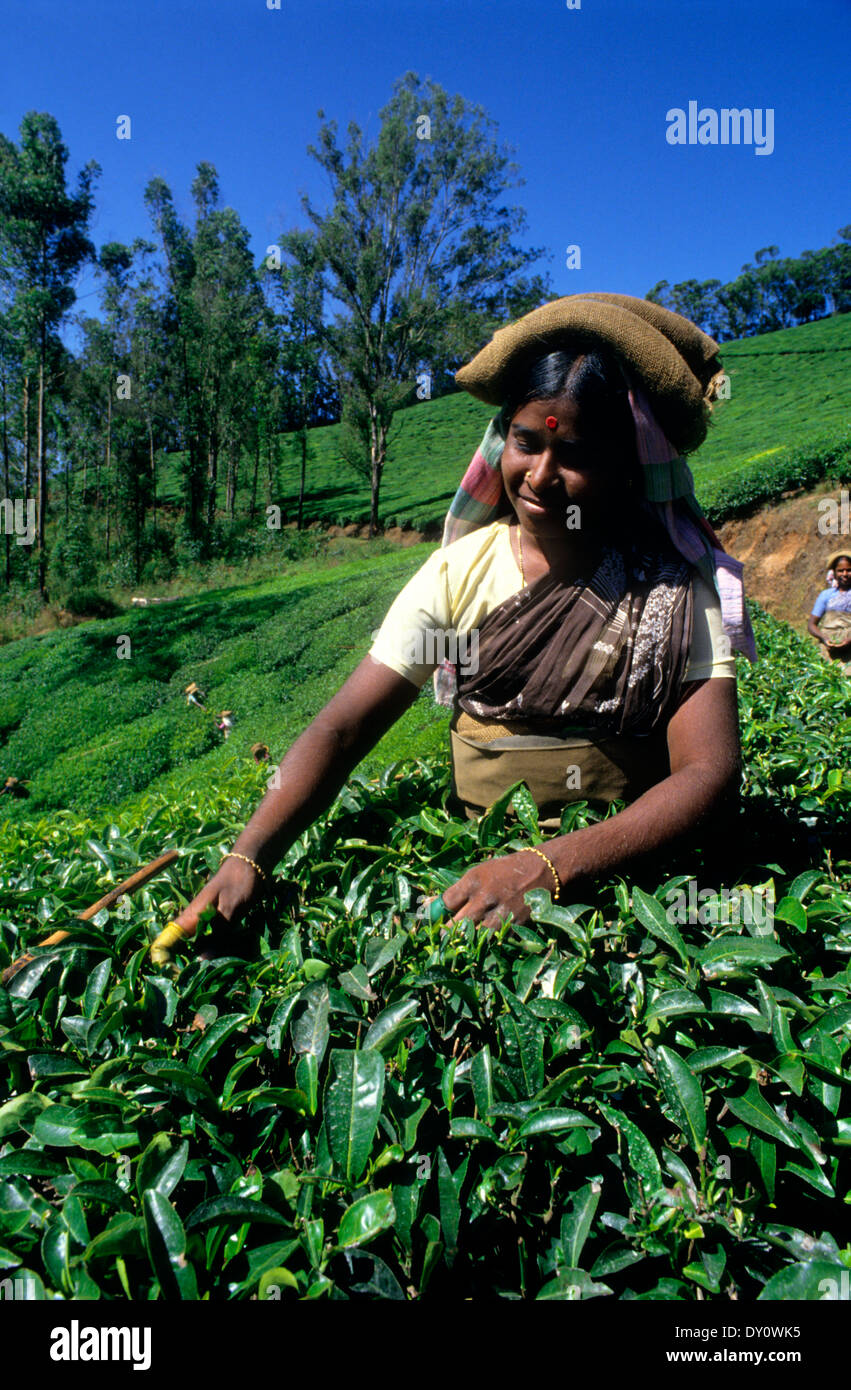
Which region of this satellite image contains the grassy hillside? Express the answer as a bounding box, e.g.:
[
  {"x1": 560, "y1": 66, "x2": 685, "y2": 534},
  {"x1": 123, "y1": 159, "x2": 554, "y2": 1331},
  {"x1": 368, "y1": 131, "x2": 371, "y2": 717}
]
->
[
  {"x1": 153, "y1": 313, "x2": 851, "y2": 529},
  {"x1": 157, "y1": 391, "x2": 496, "y2": 531},
  {"x1": 0, "y1": 544, "x2": 449, "y2": 821},
  {"x1": 695, "y1": 313, "x2": 851, "y2": 515},
  {"x1": 698, "y1": 312, "x2": 851, "y2": 484}
]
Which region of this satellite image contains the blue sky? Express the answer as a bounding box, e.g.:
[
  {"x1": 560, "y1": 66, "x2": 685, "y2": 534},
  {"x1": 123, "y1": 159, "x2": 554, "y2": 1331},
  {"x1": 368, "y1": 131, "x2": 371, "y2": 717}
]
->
[{"x1": 3, "y1": 0, "x2": 850, "y2": 347}]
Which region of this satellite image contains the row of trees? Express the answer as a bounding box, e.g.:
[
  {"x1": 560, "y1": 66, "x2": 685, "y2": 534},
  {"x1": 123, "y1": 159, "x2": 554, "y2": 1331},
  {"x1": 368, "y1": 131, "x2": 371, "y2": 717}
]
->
[
  {"x1": 646, "y1": 237, "x2": 851, "y2": 340},
  {"x1": 0, "y1": 75, "x2": 548, "y2": 599},
  {"x1": 0, "y1": 74, "x2": 848, "y2": 603}
]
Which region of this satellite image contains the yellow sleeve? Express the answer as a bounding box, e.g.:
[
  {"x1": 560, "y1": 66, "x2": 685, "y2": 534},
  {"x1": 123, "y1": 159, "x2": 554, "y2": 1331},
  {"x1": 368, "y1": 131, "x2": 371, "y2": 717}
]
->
[
  {"x1": 684, "y1": 573, "x2": 736, "y2": 681},
  {"x1": 368, "y1": 524, "x2": 508, "y2": 687},
  {"x1": 368, "y1": 548, "x2": 453, "y2": 688}
]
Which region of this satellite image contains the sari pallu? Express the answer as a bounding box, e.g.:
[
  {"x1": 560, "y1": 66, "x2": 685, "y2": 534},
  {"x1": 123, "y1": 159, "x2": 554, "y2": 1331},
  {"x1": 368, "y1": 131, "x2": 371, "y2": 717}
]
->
[{"x1": 450, "y1": 539, "x2": 694, "y2": 819}]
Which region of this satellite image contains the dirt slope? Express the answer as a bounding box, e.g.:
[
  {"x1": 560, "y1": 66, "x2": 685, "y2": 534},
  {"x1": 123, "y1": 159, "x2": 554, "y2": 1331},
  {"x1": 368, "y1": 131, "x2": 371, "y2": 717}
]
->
[{"x1": 716, "y1": 484, "x2": 850, "y2": 635}]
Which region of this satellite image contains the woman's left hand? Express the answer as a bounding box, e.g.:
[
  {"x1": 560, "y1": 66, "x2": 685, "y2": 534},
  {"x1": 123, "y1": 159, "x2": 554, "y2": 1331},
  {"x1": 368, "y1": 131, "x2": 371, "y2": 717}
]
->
[{"x1": 441, "y1": 849, "x2": 563, "y2": 931}]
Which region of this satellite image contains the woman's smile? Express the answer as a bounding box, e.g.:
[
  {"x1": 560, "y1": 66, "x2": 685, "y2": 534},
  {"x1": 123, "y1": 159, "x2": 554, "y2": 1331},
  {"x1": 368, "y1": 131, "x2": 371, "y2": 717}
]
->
[{"x1": 517, "y1": 482, "x2": 564, "y2": 516}]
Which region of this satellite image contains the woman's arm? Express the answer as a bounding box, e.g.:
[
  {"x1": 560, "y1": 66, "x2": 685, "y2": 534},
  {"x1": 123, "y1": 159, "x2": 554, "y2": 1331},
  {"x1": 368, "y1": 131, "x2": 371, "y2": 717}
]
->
[
  {"x1": 807, "y1": 610, "x2": 826, "y2": 644},
  {"x1": 172, "y1": 656, "x2": 420, "y2": 942},
  {"x1": 549, "y1": 675, "x2": 739, "y2": 882},
  {"x1": 442, "y1": 677, "x2": 741, "y2": 929}
]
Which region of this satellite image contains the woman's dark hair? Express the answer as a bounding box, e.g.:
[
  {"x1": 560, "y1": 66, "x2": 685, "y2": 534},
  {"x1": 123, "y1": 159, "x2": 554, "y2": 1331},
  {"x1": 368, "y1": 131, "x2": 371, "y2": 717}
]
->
[{"x1": 502, "y1": 344, "x2": 640, "y2": 481}]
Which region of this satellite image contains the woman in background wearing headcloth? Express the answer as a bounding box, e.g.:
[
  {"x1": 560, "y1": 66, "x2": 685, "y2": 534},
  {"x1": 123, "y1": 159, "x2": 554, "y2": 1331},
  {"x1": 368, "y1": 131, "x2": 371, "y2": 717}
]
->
[
  {"x1": 807, "y1": 551, "x2": 851, "y2": 672},
  {"x1": 154, "y1": 293, "x2": 754, "y2": 956}
]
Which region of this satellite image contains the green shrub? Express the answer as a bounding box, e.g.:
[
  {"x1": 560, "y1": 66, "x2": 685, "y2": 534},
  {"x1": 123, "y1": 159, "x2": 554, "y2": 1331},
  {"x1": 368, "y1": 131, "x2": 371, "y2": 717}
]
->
[
  {"x1": 0, "y1": 739, "x2": 848, "y2": 1300},
  {"x1": 0, "y1": 600, "x2": 848, "y2": 1299},
  {"x1": 141, "y1": 524, "x2": 177, "y2": 583},
  {"x1": 62, "y1": 589, "x2": 122, "y2": 619},
  {"x1": 48, "y1": 512, "x2": 97, "y2": 594},
  {"x1": 701, "y1": 430, "x2": 851, "y2": 522}
]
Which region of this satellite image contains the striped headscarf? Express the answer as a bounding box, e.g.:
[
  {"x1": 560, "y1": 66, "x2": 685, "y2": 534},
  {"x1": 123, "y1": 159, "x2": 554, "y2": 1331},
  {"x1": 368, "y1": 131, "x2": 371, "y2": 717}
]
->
[{"x1": 433, "y1": 380, "x2": 756, "y2": 705}]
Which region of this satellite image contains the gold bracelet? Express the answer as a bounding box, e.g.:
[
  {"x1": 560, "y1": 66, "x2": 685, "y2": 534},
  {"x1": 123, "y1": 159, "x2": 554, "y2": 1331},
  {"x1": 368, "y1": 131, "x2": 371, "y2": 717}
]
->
[
  {"x1": 522, "y1": 845, "x2": 561, "y2": 901},
  {"x1": 222, "y1": 851, "x2": 267, "y2": 882}
]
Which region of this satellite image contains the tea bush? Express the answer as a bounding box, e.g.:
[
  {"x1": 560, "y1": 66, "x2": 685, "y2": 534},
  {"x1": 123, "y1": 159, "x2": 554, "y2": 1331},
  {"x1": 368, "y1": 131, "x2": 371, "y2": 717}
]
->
[
  {"x1": 700, "y1": 430, "x2": 851, "y2": 522},
  {"x1": 0, "y1": 603, "x2": 848, "y2": 1300}
]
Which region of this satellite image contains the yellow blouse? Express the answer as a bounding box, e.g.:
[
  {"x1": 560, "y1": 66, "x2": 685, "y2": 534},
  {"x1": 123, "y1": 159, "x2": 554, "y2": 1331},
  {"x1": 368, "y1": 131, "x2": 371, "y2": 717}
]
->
[{"x1": 370, "y1": 519, "x2": 736, "y2": 689}]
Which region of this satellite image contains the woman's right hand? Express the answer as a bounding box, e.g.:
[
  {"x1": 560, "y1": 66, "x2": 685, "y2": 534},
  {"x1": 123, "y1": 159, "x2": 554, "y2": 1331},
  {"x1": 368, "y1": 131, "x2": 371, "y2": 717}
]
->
[{"x1": 171, "y1": 857, "x2": 266, "y2": 958}]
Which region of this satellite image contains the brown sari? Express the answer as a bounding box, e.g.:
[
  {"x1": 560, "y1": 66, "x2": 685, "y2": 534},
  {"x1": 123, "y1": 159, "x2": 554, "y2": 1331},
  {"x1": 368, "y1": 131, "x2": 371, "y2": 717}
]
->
[{"x1": 450, "y1": 537, "x2": 694, "y2": 820}]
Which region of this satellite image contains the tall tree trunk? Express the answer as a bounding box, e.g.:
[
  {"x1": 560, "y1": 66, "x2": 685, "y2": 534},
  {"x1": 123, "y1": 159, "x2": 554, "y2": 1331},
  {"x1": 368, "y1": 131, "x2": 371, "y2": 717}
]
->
[
  {"x1": 36, "y1": 335, "x2": 47, "y2": 599},
  {"x1": 207, "y1": 439, "x2": 217, "y2": 528},
  {"x1": 249, "y1": 432, "x2": 260, "y2": 520},
  {"x1": 225, "y1": 437, "x2": 238, "y2": 517},
  {"x1": 135, "y1": 449, "x2": 142, "y2": 583},
  {"x1": 368, "y1": 409, "x2": 386, "y2": 538},
  {"x1": 1, "y1": 357, "x2": 10, "y2": 589},
  {"x1": 22, "y1": 373, "x2": 30, "y2": 503},
  {"x1": 147, "y1": 412, "x2": 156, "y2": 523},
  {"x1": 105, "y1": 386, "x2": 112, "y2": 562},
  {"x1": 297, "y1": 426, "x2": 307, "y2": 530},
  {"x1": 206, "y1": 381, "x2": 220, "y2": 530},
  {"x1": 180, "y1": 336, "x2": 201, "y2": 537}
]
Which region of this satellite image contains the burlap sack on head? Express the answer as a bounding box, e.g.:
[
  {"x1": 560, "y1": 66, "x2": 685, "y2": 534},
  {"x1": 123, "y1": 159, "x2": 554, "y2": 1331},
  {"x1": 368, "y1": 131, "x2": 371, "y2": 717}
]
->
[
  {"x1": 454, "y1": 291, "x2": 724, "y2": 455},
  {"x1": 827, "y1": 548, "x2": 851, "y2": 571}
]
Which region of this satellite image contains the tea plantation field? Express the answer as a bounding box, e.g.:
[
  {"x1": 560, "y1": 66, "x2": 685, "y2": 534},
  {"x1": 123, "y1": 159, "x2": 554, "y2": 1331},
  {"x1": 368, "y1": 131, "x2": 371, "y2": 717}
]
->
[
  {"x1": 0, "y1": 543, "x2": 447, "y2": 821},
  {"x1": 0, "y1": 592, "x2": 849, "y2": 1300}
]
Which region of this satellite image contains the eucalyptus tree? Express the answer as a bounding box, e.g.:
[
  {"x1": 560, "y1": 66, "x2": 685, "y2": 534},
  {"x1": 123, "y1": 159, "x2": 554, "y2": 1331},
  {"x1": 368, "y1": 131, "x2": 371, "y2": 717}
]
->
[
  {"x1": 189, "y1": 164, "x2": 270, "y2": 529},
  {"x1": 143, "y1": 175, "x2": 204, "y2": 539},
  {"x1": 0, "y1": 305, "x2": 23, "y2": 588},
  {"x1": 263, "y1": 230, "x2": 334, "y2": 528},
  {"x1": 145, "y1": 165, "x2": 270, "y2": 541},
  {"x1": 124, "y1": 240, "x2": 172, "y2": 527},
  {"x1": 0, "y1": 112, "x2": 99, "y2": 596},
  {"x1": 828, "y1": 226, "x2": 851, "y2": 314},
  {"x1": 301, "y1": 72, "x2": 550, "y2": 535}
]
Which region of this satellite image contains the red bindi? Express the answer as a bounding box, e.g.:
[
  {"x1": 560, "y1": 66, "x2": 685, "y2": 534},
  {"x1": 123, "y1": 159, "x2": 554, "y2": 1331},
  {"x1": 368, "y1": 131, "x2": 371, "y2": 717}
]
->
[{"x1": 545, "y1": 416, "x2": 558, "y2": 430}]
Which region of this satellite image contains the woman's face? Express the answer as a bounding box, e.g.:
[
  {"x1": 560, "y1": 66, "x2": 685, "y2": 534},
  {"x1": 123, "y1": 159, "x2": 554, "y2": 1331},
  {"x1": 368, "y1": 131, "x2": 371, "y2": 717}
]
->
[
  {"x1": 834, "y1": 557, "x2": 851, "y2": 588},
  {"x1": 500, "y1": 395, "x2": 634, "y2": 540}
]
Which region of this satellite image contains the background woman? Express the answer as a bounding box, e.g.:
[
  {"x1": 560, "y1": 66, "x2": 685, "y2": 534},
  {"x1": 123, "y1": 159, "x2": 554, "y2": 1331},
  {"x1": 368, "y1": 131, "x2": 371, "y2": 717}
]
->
[
  {"x1": 154, "y1": 293, "x2": 754, "y2": 956},
  {"x1": 807, "y1": 551, "x2": 851, "y2": 672}
]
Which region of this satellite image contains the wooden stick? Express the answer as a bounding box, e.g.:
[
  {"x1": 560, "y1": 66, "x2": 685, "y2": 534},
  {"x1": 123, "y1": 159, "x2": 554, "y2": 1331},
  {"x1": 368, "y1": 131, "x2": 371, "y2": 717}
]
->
[{"x1": 1, "y1": 849, "x2": 180, "y2": 987}]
